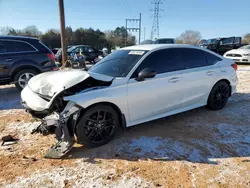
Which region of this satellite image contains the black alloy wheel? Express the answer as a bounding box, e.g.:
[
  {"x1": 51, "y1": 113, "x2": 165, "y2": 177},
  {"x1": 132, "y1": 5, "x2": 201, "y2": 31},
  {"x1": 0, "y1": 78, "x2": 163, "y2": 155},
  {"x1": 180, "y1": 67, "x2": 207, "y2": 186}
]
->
[
  {"x1": 76, "y1": 105, "x2": 119, "y2": 148},
  {"x1": 207, "y1": 81, "x2": 230, "y2": 110}
]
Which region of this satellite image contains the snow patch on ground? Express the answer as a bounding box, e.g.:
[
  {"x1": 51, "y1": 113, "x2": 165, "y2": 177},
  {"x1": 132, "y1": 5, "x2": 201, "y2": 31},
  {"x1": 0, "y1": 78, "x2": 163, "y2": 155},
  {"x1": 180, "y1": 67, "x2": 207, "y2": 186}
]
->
[
  {"x1": 4, "y1": 161, "x2": 153, "y2": 188},
  {"x1": 116, "y1": 122, "x2": 250, "y2": 163}
]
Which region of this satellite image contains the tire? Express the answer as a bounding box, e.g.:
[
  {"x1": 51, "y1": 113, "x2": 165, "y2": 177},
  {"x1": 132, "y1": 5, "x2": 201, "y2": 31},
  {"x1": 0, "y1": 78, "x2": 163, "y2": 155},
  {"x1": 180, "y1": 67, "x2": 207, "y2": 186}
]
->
[
  {"x1": 207, "y1": 81, "x2": 230, "y2": 110},
  {"x1": 14, "y1": 69, "x2": 38, "y2": 91},
  {"x1": 75, "y1": 104, "x2": 119, "y2": 148}
]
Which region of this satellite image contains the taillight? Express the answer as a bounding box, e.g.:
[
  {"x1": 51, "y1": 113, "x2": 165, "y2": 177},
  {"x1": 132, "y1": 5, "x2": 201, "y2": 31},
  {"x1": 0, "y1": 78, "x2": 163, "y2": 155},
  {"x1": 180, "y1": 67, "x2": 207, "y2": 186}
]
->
[
  {"x1": 52, "y1": 67, "x2": 59, "y2": 71},
  {"x1": 47, "y1": 53, "x2": 55, "y2": 61},
  {"x1": 231, "y1": 63, "x2": 238, "y2": 71}
]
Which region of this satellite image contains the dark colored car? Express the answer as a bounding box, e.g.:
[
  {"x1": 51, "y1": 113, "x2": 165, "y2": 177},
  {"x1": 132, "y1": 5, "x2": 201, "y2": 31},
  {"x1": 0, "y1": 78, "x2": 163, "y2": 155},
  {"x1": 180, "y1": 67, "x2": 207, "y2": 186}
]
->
[
  {"x1": 0, "y1": 36, "x2": 58, "y2": 91},
  {"x1": 140, "y1": 38, "x2": 176, "y2": 45},
  {"x1": 55, "y1": 45, "x2": 103, "y2": 64},
  {"x1": 154, "y1": 38, "x2": 176, "y2": 44},
  {"x1": 201, "y1": 37, "x2": 242, "y2": 55}
]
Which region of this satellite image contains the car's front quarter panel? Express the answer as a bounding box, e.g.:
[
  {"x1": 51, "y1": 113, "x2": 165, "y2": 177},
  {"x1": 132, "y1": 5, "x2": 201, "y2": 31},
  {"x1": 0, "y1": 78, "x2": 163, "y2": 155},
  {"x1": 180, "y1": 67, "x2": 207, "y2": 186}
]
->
[{"x1": 64, "y1": 79, "x2": 129, "y2": 122}]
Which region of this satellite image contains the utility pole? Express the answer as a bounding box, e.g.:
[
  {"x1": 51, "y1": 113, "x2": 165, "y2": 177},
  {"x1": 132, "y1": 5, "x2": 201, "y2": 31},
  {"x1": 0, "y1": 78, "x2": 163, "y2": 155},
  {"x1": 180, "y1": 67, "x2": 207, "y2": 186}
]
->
[
  {"x1": 139, "y1": 13, "x2": 141, "y2": 44},
  {"x1": 125, "y1": 19, "x2": 128, "y2": 47},
  {"x1": 150, "y1": 0, "x2": 163, "y2": 40},
  {"x1": 144, "y1": 27, "x2": 146, "y2": 41},
  {"x1": 125, "y1": 13, "x2": 142, "y2": 46},
  {"x1": 58, "y1": 0, "x2": 67, "y2": 65}
]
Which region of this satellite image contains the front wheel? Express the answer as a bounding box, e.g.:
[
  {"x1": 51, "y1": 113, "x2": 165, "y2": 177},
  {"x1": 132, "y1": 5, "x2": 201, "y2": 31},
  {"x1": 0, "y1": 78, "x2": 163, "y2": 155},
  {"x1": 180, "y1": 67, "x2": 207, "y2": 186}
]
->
[
  {"x1": 75, "y1": 104, "x2": 119, "y2": 148},
  {"x1": 207, "y1": 81, "x2": 230, "y2": 110},
  {"x1": 14, "y1": 69, "x2": 38, "y2": 91}
]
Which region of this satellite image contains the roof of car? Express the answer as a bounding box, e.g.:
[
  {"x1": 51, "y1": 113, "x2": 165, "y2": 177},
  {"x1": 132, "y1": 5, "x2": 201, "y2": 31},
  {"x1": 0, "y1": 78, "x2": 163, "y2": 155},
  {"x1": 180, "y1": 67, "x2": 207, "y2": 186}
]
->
[
  {"x1": 121, "y1": 44, "x2": 198, "y2": 51},
  {"x1": 71, "y1": 45, "x2": 91, "y2": 47},
  {"x1": 0, "y1": 35, "x2": 39, "y2": 41}
]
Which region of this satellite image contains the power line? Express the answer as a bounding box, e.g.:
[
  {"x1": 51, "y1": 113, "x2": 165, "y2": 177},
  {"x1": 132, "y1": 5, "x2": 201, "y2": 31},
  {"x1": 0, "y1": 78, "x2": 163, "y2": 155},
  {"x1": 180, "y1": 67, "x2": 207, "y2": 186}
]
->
[
  {"x1": 150, "y1": 0, "x2": 163, "y2": 40},
  {"x1": 123, "y1": 0, "x2": 135, "y2": 15}
]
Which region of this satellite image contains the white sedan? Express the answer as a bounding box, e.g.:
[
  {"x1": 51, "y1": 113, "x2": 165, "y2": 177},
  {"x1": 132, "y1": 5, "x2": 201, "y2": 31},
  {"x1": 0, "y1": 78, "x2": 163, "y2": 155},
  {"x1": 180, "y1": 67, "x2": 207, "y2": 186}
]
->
[
  {"x1": 224, "y1": 45, "x2": 250, "y2": 63},
  {"x1": 21, "y1": 44, "x2": 238, "y2": 158}
]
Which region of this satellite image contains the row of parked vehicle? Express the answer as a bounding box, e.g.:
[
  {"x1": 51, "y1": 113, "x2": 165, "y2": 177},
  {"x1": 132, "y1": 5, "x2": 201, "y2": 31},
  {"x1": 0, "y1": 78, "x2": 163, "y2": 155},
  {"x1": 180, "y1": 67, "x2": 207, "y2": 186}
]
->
[
  {"x1": 0, "y1": 36, "x2": 106, "y2": 90},
  {"x1": 200, "y1": 37, "x2": 250, "y2": 64},
  {"x1": 0, "y1": 35, "x2": 249, "y2": 91},
  {"x1": 54, "y1": 45, "x2": 103, "y2": 66}
]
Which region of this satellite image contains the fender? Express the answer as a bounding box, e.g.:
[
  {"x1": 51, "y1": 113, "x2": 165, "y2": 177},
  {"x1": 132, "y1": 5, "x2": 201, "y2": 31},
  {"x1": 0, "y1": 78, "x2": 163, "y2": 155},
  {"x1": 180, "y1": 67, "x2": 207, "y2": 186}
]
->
[
  {"x1": 64, "y1": 84, "x2": 129, "y2": 121},
  {"x1": 10, "y1": 59, "x2": 41, "y2": 75}
]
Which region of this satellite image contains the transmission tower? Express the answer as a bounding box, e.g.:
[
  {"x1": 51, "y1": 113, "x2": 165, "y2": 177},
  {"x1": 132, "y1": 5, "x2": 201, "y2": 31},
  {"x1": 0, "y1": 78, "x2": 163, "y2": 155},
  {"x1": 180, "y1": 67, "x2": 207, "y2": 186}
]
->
[{"x1": 150, "y1": 0, "x2": 163, "y2": 40}]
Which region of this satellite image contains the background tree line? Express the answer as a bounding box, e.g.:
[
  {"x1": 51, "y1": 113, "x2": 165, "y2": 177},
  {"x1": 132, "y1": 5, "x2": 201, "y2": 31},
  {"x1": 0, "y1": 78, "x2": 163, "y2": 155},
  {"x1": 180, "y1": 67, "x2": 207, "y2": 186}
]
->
[
  {"x1": 0, "y1": 25, "x2": 136, "y2": 50},
  {"x1": 176, "y1": 30, "x2": 250, "y2": 45},
  {"x1": 1, "y1": 25, "x2": 249, "y2": 48}
]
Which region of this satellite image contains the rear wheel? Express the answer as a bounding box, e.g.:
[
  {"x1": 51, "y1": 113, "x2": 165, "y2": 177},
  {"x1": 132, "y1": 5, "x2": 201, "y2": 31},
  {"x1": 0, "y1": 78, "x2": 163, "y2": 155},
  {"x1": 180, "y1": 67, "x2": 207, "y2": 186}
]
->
[
  {"x1": 207, "y1": 81, "x2": 230, "y2": 110},
  {"x1": 14, "y1": 69, "x2": 38, "y2": 91},
  {"x1": 75, "y1": 104, "x2": 119, "y2": 148}
]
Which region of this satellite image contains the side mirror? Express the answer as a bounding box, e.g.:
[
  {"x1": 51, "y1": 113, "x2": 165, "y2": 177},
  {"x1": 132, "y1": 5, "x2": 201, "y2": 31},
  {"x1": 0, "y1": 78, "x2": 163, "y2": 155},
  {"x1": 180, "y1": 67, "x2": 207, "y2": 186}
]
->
[{"x1": 136, "y1": 68, "x2": 156, "y2": 81}]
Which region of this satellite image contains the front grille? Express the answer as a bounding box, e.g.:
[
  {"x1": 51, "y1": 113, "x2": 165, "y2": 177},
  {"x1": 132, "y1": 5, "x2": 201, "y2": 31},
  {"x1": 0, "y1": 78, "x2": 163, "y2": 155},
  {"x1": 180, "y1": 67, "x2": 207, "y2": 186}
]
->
[{"x1": 226, "y1": 54, "x2": 242, "y2": 57}]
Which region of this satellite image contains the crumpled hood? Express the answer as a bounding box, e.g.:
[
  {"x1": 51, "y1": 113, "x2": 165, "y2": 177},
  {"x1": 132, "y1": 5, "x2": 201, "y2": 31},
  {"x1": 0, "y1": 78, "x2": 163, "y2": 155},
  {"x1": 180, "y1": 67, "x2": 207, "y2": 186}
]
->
[
  {"x1": 225, "y1": 49, "x2": 250, "y2": 55},
  {"x1": 28, "y1": 69, "x2": 113, "y2": 97}
]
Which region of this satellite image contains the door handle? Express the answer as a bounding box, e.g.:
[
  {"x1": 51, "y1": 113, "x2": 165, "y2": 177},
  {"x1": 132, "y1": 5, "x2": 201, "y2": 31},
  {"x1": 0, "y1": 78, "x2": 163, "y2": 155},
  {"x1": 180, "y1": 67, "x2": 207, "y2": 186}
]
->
[
  {"x1": 206, "y1": 71, "x2": 214, "y2": 76},
  {"x1": 169, "y1": 77, "x2": 181, "y2": 83},
  {"x1": 5, "y1": 58, "x2": 13, "y2": 62}
]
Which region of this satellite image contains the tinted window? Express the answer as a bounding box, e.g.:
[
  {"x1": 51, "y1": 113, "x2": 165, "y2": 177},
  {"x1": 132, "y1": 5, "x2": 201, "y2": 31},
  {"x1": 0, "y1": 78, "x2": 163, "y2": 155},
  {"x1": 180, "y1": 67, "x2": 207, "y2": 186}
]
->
[
  {"x1": 155, "y1": 39, "x2": 175, "y2": 44},
  {"x1": 221, "y1": 37, "x2": 234, "y2": 45},
  {"x1": 204, "y1": 39, "x2": 217, "y2": 44},
  {"x1": 180, "y1": 48, "x2": 207, "y2": 69},
  {"x1": 204, "y1": 51, "x2": 221, "y2": 65},
  {"x1": 0, "y1": 41, "x2": 7, "y2": 53},
  {"x1": 134, "y1": 48, "x2": 183, "y2": 76},
  {"x1": 89, "y1": 50, "x2": 148, "y2": 77},
  {"x1": 71, "y1": 47, "x2": 81, "y2": 53},
  {"x1": 234, "y1": 37, "x2": 241, "y2": 44},
  {"x1": 88, "y1": 47, "x2": 94, "y2": 52},
  {"x1": 6, "y1": 41, "x2": 36, "y2": 53},
  {"x1": 78, "y1": 46, "x2": 89, "y2": 53}
]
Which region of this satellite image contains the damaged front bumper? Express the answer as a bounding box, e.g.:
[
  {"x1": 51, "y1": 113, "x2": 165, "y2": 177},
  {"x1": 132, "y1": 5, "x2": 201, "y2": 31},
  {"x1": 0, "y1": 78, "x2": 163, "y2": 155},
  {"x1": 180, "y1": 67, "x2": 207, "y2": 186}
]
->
[
  {"x1": 24, "y1": 100, "x2": 82, "y2": 159},
  {"x1": 43, "y1": 101, "x2": 81, "y2": 159}
]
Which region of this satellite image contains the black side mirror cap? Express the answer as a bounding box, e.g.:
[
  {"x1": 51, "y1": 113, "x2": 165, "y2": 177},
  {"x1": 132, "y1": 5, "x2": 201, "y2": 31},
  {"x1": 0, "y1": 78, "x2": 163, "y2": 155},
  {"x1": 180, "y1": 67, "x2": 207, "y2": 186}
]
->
[{"x1": 136, "y1": 68, "x2": 156, "y2": 81}]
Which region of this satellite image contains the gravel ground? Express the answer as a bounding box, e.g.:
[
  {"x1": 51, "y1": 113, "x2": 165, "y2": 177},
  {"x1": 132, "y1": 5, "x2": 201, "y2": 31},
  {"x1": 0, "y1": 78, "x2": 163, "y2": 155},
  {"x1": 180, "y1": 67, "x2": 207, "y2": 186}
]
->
[{"x1": 0, "y1": 65, "x2": 250, "y2": 188}]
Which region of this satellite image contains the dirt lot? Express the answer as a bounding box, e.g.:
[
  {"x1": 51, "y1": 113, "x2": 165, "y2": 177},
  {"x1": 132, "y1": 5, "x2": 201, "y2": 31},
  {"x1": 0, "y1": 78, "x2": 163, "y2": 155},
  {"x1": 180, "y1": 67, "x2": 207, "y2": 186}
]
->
[{"x1": 0, "y1": 65, "x2": 250, "y2": 188}]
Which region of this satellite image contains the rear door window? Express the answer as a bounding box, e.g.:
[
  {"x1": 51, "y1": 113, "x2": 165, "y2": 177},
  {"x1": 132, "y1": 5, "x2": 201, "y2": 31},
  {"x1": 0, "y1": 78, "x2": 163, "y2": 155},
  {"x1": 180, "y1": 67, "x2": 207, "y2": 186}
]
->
[
  {"x1": 204, "y1": 51, "x2": 221, "y2": 65},
  {"x1": 0, "y1": 41, "x2": 7, "y2": 53},
  {"x1": 180, "y1": 48, "x2": 207, "y2": 69},
  {"x1": 5, "y1": 41, "x2": 37, "y2": 53}
]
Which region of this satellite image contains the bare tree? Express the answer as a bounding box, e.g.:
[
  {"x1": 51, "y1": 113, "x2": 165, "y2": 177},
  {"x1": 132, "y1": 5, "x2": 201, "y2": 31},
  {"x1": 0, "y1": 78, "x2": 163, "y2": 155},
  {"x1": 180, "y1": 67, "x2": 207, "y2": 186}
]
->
[
  {"x1": 22, "y1": 25, "x2": 42, "y2": 37},
  {"x1": 242, "y1": 33, "x2": 250, "y2": 44},
  {"x1": 176, "y1": 30, "x2": 202, "y2": 45},
  {"x1": 175, "y1": 38, "x2": 184, "y2": 44},
  {"x1": 0, "y1": 26, "x2": 14, "y2": 35}
]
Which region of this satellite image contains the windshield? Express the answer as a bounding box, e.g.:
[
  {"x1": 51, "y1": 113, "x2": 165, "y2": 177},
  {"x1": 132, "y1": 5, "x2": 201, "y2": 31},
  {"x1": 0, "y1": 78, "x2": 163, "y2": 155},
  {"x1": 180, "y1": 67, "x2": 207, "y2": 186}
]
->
[
  {"x1": 89, "y1": 50, "x2": 148, "y2": 77},
  {"x1": 140, "y1": 40, "x2": 153, "y2": 45},
  {"x1": 239, "y1": 45, "x2": 250, "y2": 49},
  {"x1": 204, "y1": 39, "x2": 217, "y2": 44},
  {"x1": 67, "y1": 46, "x2": 77, "y2": 52}
]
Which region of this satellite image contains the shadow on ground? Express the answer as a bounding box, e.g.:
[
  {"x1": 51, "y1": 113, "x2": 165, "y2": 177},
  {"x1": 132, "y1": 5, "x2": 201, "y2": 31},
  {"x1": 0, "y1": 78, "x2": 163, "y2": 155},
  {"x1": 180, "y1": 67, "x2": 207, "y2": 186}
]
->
[
  {"x1": 0, "y1": 85, "x2": 23, "y2": 110},
  {"x1": 63, "y1": 91, "x2": 250, "y2": 165}
]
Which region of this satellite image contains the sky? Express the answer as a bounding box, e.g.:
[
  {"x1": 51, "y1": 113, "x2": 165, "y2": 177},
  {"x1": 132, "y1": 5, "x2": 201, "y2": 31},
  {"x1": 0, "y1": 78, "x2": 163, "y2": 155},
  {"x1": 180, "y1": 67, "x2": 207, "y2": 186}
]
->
[{"x1": 0, "y1": 0, "x2": 250, "y2": 41}]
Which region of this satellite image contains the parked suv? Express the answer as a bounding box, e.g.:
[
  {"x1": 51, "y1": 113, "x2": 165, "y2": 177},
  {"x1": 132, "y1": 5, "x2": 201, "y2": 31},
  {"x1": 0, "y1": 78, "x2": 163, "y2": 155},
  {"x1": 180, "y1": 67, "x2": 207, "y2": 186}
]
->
[
  {"x1": 201, "y1": 37, "x2": 242, "y2": 55},
  {"x1": 55, "y1": 45, "x2": 103, "y2": 64},
  {"x1": 0, "y1": 36, "x2": 58, "y2": 91}
]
